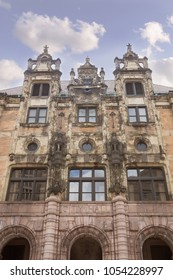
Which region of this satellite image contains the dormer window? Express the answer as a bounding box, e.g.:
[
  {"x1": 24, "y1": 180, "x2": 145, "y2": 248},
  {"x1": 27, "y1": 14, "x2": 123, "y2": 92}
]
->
[
  {"x1": 126, "y1": 82, "x2": 144, "y2": 96},
  {"x1": 31, "y1": 83, "x2": 50, "y2": 97}
]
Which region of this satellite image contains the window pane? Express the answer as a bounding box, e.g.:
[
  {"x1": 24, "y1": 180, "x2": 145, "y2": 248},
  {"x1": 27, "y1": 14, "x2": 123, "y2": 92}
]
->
[
  {"x1": 11, "y1": 169, "x2": 22, "y2": 178},
  {"x1": 69, "y1": 193, "x2": 79, "y2": 201},
  {"x1": 29, "y1": 109, "x2": 37, "y2": 117},
  {"x1": 36, "y1": 169, "x2": 47, "y2": 177},
  {"x1": 89, "y1": 116, "x2": 96, "y2": 122},
  {"x1": 139, "y1": 116, "x2": 147, "y2": 122},
  {"x1": 127, "y1": 169, "x2": 138, "y2": 177},
  {"x1": 151, "y1": 169, "x2": 164, "y2": 177},
  {"x1": 95, "y1": 182, "x2": 105, "y2": 192},
  {"x1": 82, "y1": 193, "x2": 92, "y2": 201},
  {"x1": 129, "y1": 116, "x2": 137, "y2": 122},
  {"x1": 38, "y1": 117, "x2": 46, "y2": 123},
  {"x1": 70, "y1": 170, "x2": 80, "y2": 178},
  {"x1": 82, "y1": 182, "x2": 92, "y2": 192},
  {"x1": 39, "y1": 108, "x2": 47, "y2": 116},
  {"x1": 128, "y1": 108, "x2": 136, "y2": 115},
  {"x1": 82, "y1": 169, "x2": 92, "y2": 177},
  {"x1": 141, "y1": 181, "x2": 153, "y2": 200},
  {"x1": 126, "y1": 83, "x2": 134, "y2": 95},
  {"x1": 128, "y1": 181, "x2": 139, "y2": 192},
  {"x1": 138, "y1": 108, "x2": 146, "y2": 115},
  {"x1": 78, "y1": 117, "x2": 86, "y2": 122},
  {"x1": 79, "y1": 109, "x2": 86, "y2": 116},
  {"x1": 95, "y1": 193, "x2": 105, "y2": 201},
  {"x1": 42, "y1": 84, "x2": 49, "y2": 96},
  {"x1": 135, "y1": 82, "x2": 143, "y2": 95},
  {"x1": 94, "y1": 169, "x2": 105, "y2": 177},
  {"x1": 139, "y1": 168, "x2": 151, "y2": 177},
  {"x1": 69, "y1": 182, "x2": 79, "y2": 192},
  {"x1": 32, "y1": 84, "x2": 40, "y2": 96},
  {"x1": 89, "y1": 109, "x2": 96, "y2": 116}
]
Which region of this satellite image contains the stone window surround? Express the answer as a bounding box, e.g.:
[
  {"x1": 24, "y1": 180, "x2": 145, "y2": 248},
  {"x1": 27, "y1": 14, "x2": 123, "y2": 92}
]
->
[
  {"x1": 128, "y1": 106, "x2": 148, "y2": 123},
  {"x1": 27, "y1": 107, "x2": 48, "y2": 124},
  {"x1": 127, "y1": 167, "x2": 169, "y2": 201},
  {"x1": 125, "y1": 81, "x2": 144, "y2": 96}
]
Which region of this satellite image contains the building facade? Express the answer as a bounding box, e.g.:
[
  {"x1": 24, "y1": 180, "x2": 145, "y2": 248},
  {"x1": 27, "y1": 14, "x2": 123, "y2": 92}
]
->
[{"x1": 0, "y1": 45, "x2": 173, "y2": 260}]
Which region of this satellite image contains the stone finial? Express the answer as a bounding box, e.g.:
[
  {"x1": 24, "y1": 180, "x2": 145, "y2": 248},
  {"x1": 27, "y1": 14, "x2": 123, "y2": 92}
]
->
[
  {"x1": 85, "y1": 56, "x2": 90, "y2": 64},
  {"x1": 127, "y1": 43, "x2": 132, "y2": 52},
  {"x1": 43, "y1": 45, "x2": 49, "y2": 54},
  {"x1": 70, "y1": 68, "x2": 75, "y2": 80}
]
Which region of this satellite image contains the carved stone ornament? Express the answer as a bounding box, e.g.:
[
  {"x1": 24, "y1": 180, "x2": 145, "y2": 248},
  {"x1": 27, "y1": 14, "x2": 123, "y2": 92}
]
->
[
  {"x1": 47, "y1": 181, "x2": 65, "y2": 196},
  {"x1": 109, "y1": 183, "x2": 126, "y2": 195}
]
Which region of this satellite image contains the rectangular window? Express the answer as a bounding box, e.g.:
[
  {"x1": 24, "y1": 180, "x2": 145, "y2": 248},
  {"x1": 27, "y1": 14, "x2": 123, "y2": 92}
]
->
[
  {"x1": 127, "y1": 167, "x2": 168, "y2": 201},
  {"x1": 126, "y1": 82, "x2": 144, "y2": 96},
  {"x1": 27, "y1": 107, "x2": 47, "y2": 124},
  {"x1": 31, "y1": 83, "x2": 50, "y2": 97},
  {"x1": 7, "y1": 168, "x2": 47, "y2": 201},
  {"x1": 68, "y1": 168, "x2": 106, "y2": 201},
  {"x1": 128, "y1": 106, "x2": 147, "y2": 123},
  {"x1": 78, "y1": 107, "x2": 97, "y2": 123}
]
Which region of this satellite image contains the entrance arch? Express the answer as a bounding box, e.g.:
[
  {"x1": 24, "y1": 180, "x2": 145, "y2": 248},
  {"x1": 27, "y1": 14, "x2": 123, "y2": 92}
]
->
[
  {"x1": 143, "y1": 237, "x2": 172, "y2": 260},
  {"x1": 60, "y1": 225, "x2": 111, "y2": 260},
  {"x1": 0, "y1": 225, "x2": 37, "y2": 260},
  {"x1": 135, "y1": 225, "x2": 173, "y2": 259},
  {"x1": 1, "y1": 237, "x2": 30, "y2": 260},
  {"x1": 70, "y1": 236, "x2": 102, "y2": 260}
]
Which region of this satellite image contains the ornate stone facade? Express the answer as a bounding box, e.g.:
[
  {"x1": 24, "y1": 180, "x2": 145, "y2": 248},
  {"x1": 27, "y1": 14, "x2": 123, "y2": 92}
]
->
[{"x1": 0, "y1": 45, "x2": 173, "y2": 259}]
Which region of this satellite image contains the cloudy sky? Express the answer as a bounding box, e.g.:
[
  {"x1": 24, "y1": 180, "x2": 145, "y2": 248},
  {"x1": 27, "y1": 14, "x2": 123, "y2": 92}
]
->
[{"x1": 0, "y1": 0, "x2": 173, "y2": 89}]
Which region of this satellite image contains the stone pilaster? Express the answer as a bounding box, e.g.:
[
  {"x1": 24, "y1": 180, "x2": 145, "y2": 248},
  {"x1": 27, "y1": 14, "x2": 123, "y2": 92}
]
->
[
  {"x1": 42, "y1": 195, "x2": 60, "y2": 259},
  {"x1": 112, "y1": 194, "x2": 129, "y2": 259}
]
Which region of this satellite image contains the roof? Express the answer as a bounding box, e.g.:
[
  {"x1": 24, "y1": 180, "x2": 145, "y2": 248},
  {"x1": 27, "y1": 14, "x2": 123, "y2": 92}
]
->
[{"x1": 0, "y1": 82, "x2": 173, "y2": 96}]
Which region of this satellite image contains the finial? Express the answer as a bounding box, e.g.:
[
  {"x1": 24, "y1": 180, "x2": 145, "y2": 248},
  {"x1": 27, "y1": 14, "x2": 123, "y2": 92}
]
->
[
  {"x1": 43, "y1": 45, "x2": 49, "y2": 54},
  {"x1": 70, "y1": 68, "x2": 75, "y2": 79},
  {"x1": 127, "y1": 43, "x2": 132, "y2": 52},
  {"x1": 85, "y1": 56, "x2": 90, "y2": 64}
]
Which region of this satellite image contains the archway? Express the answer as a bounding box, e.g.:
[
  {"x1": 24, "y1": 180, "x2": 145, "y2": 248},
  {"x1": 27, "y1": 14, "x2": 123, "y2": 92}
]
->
[
  {"x1": 143, "y1": 237, "x2": 172, "y2": 260},
  {"x1": 70, "y1": 236, "x2": 102, "y2": 260},
  {"x1": 1, "y1": 237, "x2": 30, "y2": 260}
]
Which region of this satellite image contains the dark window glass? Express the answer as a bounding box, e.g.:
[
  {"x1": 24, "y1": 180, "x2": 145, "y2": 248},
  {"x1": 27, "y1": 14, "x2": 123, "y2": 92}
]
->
[
  {"x1": 128, "y1": 106, "x2": 147, "y2": 123},
  {"x1": 136, "y1": 142, "x2": 147, "y2": 151},
  {"x1": 27, "y1": 143, "x2": 38, "y2": 152},
  {"x1": 27, "y1": 107, "x2": 47, "y2": 124},
  {"x1": 32, "y1": 83, "x2": 50, "y2": 97},
  {"x1": 78, "y1": 107, "x2": 97, "y2": 123},
  {"x1": 7, "y1": 168, "x2": 47, "y2": 201},
  {"x1": 68, "y1": 168, "x2": 106, "y2": 201},
  {"x1": 126, "y1": 82, "x2": 144, "y2": 96},
  {"x1": 127, "y1": 167, "x2": 168, "y2": 201}
]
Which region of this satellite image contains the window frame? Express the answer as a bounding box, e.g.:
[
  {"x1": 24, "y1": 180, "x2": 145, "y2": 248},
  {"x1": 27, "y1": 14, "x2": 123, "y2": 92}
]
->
[
  {"x1": 127, "y1": 167, "x2": 169, "y2": 201},
  {"x1": 6, "y1": 168, "x2": 47, "y2": 201},
  {"x1": 125, "y1": 82, "x2": 144, "y2": 96},
  {"x1": 128, "y1": 106, "x2": 148, "y2": 123},
  {"x1": 27, "y1": 107, "x2": 47, "y2": 124},
  {"x1": 78, "y1": 106, "x2": 97, "y2": 123},
  {"x1": 31, "y1": 83, "x2": 50, "y2": 97},
  {"x1": 68, "y1": 168, "x2": 106, "y2": 201}
]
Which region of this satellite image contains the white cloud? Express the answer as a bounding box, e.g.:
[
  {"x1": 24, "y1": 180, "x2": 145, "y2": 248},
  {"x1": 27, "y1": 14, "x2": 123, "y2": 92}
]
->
[
  {"x1": 167, "y1": 15, "x2": 173, "y2": 25},
  {"x1": 14, "y1": 12, "x2": 106, "y2": 55},
  {"x1": 0, "y1": 60, "x2": 23, "y2": 89},
  {"x1": 0, "y1": 0, "x2": 11, "y2": 10},
  {"x1": 150, "y1": 57, "x2": 173, "y2": 87},
  {"x1": 139, "y1": 21, "x2": 170, "y2": 52}
]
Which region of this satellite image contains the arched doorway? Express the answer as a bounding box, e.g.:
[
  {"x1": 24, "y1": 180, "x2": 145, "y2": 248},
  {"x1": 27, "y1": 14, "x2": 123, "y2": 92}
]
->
[
  {"x1": 1, "y1": 237, "x2": 30, "y2": 260},
  {"x1": 143, "y1": 237, "x2": 172, "y2": 260},
  {"x1": 70, "y1": 236, "x2": 102, "y2": 260}
]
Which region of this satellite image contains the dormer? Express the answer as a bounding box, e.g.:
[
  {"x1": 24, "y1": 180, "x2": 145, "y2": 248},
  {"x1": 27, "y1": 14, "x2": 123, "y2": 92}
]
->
[
  {"x1": 68, "y1": 57, "x2": 107, "y2": 96},
  {"x1": 114, "y1": 44, "x2": 150, "y2": 72},
  {"x1": 26, "y1": 45, "x2": 61, "y2": 73}
]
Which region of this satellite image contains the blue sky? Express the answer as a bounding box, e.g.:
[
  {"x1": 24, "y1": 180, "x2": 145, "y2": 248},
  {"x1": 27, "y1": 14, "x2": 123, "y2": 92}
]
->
[{"x1": 1, "y1": 0, "x2": 173, "y2": 89}]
